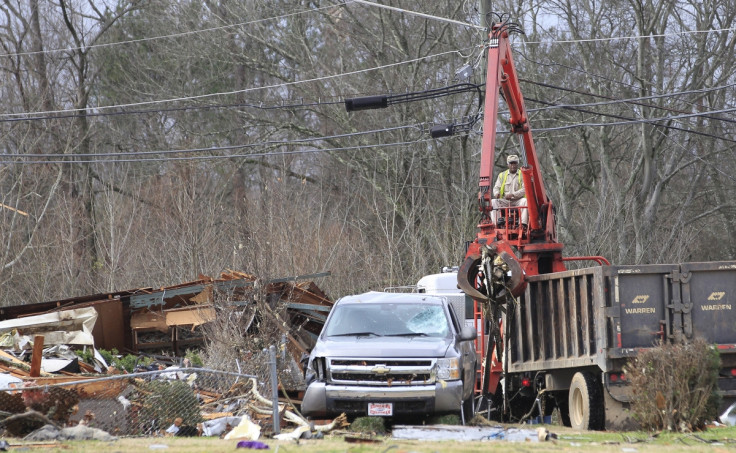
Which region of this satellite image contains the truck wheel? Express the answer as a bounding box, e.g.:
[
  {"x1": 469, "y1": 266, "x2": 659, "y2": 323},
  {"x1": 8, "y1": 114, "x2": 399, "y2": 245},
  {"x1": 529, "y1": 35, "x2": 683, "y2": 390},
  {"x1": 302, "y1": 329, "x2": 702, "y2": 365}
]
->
[
  {"x1": 542, "y1": 392, "x2": 570, "y2": 426},
  {"x1": 462, "y1": 394, "x2": 475, "y2": 424},
  {"x1": 557, "y1": 393, "x2": 571, "y2": 427},
  {"x1": 569, "y1": 371, "x2": 604, "y2": 430}
]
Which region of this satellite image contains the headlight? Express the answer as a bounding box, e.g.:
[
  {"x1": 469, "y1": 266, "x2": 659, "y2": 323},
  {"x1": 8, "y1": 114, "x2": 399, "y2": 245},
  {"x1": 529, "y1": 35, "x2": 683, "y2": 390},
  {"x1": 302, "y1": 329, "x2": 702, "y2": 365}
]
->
[
  {"x1": 307, "y1": 357, "x2": 325, "y2": 381},
  {"x1": 316, "y1": 357, "x2": 326, "y2": 379},
  {"x1": 436, "y1": 357, "x2": 461, "y2": 380}
]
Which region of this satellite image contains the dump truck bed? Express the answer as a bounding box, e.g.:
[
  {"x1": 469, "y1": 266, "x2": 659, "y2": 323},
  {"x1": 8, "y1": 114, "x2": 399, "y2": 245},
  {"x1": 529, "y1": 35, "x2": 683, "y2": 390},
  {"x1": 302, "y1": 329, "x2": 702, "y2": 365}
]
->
[{"x1": 507, "y1": 261, "x2": 736, "y2": 380}]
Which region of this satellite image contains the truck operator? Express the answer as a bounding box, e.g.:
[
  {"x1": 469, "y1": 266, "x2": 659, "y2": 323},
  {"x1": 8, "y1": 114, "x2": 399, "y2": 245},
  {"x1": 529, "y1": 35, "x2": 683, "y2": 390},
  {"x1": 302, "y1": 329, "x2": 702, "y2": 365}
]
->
[{"x1": 491, "y1": 154, "x2": 528, "y2": 230}]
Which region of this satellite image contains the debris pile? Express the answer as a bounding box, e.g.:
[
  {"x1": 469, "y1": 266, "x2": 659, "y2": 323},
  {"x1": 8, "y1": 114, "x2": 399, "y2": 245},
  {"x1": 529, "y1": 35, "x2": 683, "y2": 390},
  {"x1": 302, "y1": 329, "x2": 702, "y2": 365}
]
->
[
  {"x1": 1, "y1": 363, "x2": 346, "y2": 440},
  {"x1": 0, "y1": 270, "x2": 338, "y2": 440}
]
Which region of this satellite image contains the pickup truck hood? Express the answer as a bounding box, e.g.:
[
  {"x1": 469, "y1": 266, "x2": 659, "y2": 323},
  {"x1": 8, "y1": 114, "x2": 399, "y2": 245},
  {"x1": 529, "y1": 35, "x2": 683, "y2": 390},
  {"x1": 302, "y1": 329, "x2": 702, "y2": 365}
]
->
[{"x1": 312, "y1": 336, "x2": 453, "y2": 358}]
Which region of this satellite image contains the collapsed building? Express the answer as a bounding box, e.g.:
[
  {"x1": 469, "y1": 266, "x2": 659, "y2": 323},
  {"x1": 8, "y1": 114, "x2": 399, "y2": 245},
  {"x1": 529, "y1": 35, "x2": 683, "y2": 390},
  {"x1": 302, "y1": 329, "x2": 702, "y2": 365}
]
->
[{"x1": 0, "y1": 271, "x2": 333, "y2": 379}]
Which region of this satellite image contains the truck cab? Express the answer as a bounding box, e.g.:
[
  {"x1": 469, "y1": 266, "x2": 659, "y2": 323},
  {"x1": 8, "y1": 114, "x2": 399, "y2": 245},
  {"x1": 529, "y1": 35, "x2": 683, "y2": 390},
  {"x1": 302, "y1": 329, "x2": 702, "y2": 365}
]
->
[{"x1": 300, "y1": 291, "x2": 477, "y2": 421}]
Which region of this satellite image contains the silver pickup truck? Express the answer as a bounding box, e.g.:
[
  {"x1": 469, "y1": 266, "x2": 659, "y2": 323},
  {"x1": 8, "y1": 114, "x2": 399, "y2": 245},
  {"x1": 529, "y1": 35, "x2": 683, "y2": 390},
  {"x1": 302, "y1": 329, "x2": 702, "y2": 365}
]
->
[{"x1": 300, "y1": 291, "x2": 477, "y2": 421}]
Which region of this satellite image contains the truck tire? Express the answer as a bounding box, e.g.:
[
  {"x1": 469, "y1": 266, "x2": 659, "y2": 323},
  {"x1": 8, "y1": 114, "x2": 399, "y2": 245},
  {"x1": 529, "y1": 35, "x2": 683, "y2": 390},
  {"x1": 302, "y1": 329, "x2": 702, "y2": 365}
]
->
[
  {"x1": 462, "y1": 394, "x2": 475, "y2": 424},
  {"x1": 543, "y1": 392, "x2": 570, "y2": 427},
  {"x1": 556, "y1": 393, "x2": 571, "y2": 427},
  {"x1": 569, "y1": 371, "x2": 604, "y2": 430}
]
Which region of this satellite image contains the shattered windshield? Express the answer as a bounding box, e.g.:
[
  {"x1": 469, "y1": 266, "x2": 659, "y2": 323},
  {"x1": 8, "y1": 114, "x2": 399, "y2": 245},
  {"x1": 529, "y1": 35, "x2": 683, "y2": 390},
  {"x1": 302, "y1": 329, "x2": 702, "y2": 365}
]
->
[{"x1": 323, "y1": 303, "x2": 450, "y2": 338}]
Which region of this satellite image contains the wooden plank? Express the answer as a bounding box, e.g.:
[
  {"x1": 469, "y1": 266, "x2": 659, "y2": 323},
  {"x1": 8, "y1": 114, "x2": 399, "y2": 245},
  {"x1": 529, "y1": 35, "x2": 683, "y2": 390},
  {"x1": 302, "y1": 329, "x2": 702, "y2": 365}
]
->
[
  {"x1": 32, "y1": 376, "x2": 128, "y2": 399},
  {"x1": 0, "y1": 362, "x2": 30, "y2": 377},
  {"x1": 0, "y1": 349, "x2": 28, "y2": 367},
  {"x1": 30, "y1": 335, "x2": 44, "y2": 377}
]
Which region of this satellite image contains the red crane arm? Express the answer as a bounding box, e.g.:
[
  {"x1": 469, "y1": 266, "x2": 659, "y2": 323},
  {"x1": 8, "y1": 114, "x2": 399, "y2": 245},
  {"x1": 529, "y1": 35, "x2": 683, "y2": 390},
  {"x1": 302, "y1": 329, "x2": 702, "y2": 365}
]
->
[{"x1": 479, "y1": 25, "x2": 547, "y2": 220}]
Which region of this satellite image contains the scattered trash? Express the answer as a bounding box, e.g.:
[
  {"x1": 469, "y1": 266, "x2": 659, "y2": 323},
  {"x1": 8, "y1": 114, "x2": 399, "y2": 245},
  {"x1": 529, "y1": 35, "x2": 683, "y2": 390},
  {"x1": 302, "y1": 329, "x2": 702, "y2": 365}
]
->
[
  {"x1": 224, "y1": 415, "x2": 262, "y2": 440},
  {"x1": 201, "y1": 416, "x2": 242, "y2": 437},
  {"x1": 0, "y1": 272, "x2": 341, "y2": 440},
  {"x1": 0, "y1": 440, "x2": 8, "y2": 451},
  {"x1": 236, "y1": 440, "x2": 269, "y2": 449},
  {"x1": 0, "y1": 372, "x2": 22, "y2": 388},
  {"x1": 273, "y1": 425, "x2": 310, "y2": 441},
  {"x1": 536, "y1": 427, "x2": 558, "y2": 441},
  {"x1": 720, "y1": 402, "x2": 736, "y2": 426},
  {"x1": 148, "y1": 444, "x2": 169, "y2": 450},
  {"x1": 391, "y1": 425, "x2": 540, "y2": 442},
  {"x1": 165, "y1": 417, "x2": 199, "y2": 437},
  {"x1": 0, "y1": 270, "x2": 332, "y2": 362}
]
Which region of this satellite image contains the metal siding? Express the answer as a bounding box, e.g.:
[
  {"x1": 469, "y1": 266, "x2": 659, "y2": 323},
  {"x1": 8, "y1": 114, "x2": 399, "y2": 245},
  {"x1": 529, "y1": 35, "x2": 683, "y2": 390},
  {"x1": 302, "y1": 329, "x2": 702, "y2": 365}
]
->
[
  {"x1": 506, "y1": 261, "x2": 736, "y2": 375},
  {"x1": 580, "y1": 274, "x2": 591, "y2": 356},
  {"x1": 683, "y1": 262, "x2": 736, "y2": 344},
  {"x1": 615, "y1": 266, "x2": 675, "y2": 348},
  {"x1": 550, "y1": 279, "x2": 559, "y2": 360},
  {"x1": 537, "y1": 281, "x2": 547, "y2": 361},
  {"x1": 508, "y1": 267, "x2": 605, "y2": 372},
  {"x1": 569, "y1": 274, "x2": 580, "y2": 357}
]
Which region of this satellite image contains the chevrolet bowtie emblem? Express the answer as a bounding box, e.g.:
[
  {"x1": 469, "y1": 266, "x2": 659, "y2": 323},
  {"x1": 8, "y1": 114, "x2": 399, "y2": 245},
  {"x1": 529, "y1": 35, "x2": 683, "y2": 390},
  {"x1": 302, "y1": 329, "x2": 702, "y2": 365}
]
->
[{"x1": 372, "y1": 365, "x2": 391, "y2": 374}]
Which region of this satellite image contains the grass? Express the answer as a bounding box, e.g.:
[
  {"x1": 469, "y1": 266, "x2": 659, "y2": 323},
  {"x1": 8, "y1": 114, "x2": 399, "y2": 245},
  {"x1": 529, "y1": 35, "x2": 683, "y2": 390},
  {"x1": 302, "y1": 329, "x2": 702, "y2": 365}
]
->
[{"x1": 3, "y1": 423, "x2": 736, "y2": 452}]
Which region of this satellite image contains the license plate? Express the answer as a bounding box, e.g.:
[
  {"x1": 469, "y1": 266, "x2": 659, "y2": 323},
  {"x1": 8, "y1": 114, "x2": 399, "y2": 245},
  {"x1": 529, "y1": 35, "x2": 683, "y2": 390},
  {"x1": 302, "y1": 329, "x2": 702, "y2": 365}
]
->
[{"x1": 367, "y1": 402, "x2": 393, "y2": 416}]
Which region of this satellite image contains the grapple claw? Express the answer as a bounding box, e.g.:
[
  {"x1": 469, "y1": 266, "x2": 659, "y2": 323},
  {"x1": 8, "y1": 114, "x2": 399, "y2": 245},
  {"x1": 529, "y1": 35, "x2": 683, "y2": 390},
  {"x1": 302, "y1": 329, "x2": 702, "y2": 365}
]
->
[
  {"x1": 457, "y1": 242, "x2": 527, "y2": 303},
  {"x1": 457, "y1": 252, "x2": 486, "y2": 301}
]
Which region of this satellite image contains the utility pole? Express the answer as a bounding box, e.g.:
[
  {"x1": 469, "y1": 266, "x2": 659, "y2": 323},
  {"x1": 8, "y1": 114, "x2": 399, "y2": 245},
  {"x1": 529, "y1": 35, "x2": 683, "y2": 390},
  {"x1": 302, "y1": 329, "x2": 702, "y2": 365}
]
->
[
  {"x1": 478, "y1": 0, "x2": 493, "y2": 91},
  {"x1": 479, "y1": 0, "x2": 492, "y2": 30}
]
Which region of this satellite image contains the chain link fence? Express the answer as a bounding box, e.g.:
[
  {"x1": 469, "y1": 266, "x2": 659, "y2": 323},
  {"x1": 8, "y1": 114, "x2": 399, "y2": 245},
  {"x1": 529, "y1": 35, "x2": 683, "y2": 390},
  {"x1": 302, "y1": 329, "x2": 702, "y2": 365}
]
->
[{"x1": 0, "y1": 347, "x2": 284, "y2": 439}]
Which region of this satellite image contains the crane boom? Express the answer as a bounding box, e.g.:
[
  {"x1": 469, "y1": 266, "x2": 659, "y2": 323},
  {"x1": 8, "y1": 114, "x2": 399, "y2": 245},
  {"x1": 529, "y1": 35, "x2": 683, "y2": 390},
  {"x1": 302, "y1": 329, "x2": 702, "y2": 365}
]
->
[
  {"x1": 458, "y1": 22, "x2": 565, "y2": 304},
  {"x1": 456, "y1": 21, "x2": 566, "y2": 399},
  {"x1": 457, "y1": 21, "x2": 609, "y2": 402}
]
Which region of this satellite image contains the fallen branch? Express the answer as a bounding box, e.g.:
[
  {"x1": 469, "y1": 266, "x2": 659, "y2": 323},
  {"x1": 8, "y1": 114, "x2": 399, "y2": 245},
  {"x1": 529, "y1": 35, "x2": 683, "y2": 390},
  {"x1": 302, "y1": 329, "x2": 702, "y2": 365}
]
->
[
  {"x1": 0, "y1": 410, "x2": 59, "y2": 429},
  {"x1": 246, "y1": 379, "x2": 348, "y2": 432},
  {"x1": 201, "y1": 392, "x2": 253, "y2": 409}
]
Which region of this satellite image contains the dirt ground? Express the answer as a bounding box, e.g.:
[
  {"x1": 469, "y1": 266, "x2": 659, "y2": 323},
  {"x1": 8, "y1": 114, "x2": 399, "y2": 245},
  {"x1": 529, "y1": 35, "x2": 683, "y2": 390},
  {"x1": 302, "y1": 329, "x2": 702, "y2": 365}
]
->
[{"x1": 3, "y1": 423, "x2": 736, "y2": 453}]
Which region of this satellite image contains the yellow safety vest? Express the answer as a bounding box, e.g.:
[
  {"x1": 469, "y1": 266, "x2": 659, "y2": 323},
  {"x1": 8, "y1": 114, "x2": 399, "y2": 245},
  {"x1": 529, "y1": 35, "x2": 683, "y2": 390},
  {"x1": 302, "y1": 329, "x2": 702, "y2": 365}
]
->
[{"x1": 499, "y1": 170, "x2": 524, "y2": 198}]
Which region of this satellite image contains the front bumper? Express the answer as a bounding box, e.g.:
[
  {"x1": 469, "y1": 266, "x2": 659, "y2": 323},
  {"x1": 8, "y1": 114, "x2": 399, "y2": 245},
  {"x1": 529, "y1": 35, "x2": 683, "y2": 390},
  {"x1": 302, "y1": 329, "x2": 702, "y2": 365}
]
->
[{"x1": 300, "y1": 380, "x2": 464, "y2": 418}]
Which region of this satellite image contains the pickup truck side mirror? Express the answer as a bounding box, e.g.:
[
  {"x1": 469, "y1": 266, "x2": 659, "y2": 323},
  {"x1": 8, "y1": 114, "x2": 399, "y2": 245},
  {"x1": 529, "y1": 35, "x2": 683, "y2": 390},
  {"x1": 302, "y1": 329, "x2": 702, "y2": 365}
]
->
[{"x1": 459, "y1": 325, "x2": 477, "y2": 342}]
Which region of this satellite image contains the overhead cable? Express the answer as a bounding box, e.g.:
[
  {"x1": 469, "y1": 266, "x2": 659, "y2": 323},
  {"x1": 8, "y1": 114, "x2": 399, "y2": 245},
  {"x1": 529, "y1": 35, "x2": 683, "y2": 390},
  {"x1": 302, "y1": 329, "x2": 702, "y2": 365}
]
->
[
  {"x1": 0, "y1": 48, "x2": 468, "y2": 119},
  {"x1": 349, "y1": 0, "x2": 735, "y2": 44},
  {"x1": 0, "y1": 2, "x2": 351, "y2": 59},
  {"x1": 8, "y1": 123, "x2": 424, "y2": 159},
  {"x1": 0, "y1": 138, "x2": 437, "y2": 165}
]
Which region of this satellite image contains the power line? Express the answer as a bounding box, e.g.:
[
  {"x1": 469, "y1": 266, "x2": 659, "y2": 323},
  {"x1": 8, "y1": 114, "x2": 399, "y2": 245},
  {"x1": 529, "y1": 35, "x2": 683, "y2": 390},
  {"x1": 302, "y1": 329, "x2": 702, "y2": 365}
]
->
[
  {"x1": 350, "y1": 0, "x2": 483, "y2": 30},
  {"x1": 5, "y1": 77, "x2": 734, "y2": 126},
  {"x1": 0, "y1": 97, "x2": 344, "y2": 123},
  {"x1": 515, "y1": 49, "x2": 736, "y2": 122},
  {"x1": 2, "y1": 4, "x2": 727, "y2": 121},
  {"x1": 524, "y1": 79, "x2": 736, "y2": 122},
  {"x1": 528, "y1": 98, "x2": 736, "y2": 144},
  {"x1": 0, "y1": 137, "x2": 437, "y2": 165},
  {"x1": 4, "y1": 101, "x2": 735, "y2": 165},
  {"x1": 9, "y1": 95, "x2": 736, "y2": 161},
  {"x1": 0, "y1": 48, "x2": 468, "y2": 119},
  {"x1": 523, "y1": 27, "x2": 736, "y2": 45},
  {"x1": 532, "y1": 105, "x2": 736, "y2": 136},
  {"x1": 350, "y1": 0, "x2": 735, "y2": 44},
  {"x1": 519, "y1": 78, "x2": 736, "y2": 142},
  {"x1": 521, "y1": 79, "x2": 736, "y2": 143},
  {"x1": 6, "y1": 124, "x2": 425, "y2": 159},
  {"x1": 3, "y1": 0, "x2": 729, "y2": 62},
  {"x1": 0, "y1": 2, "x2": 351, "y2": 59}
]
